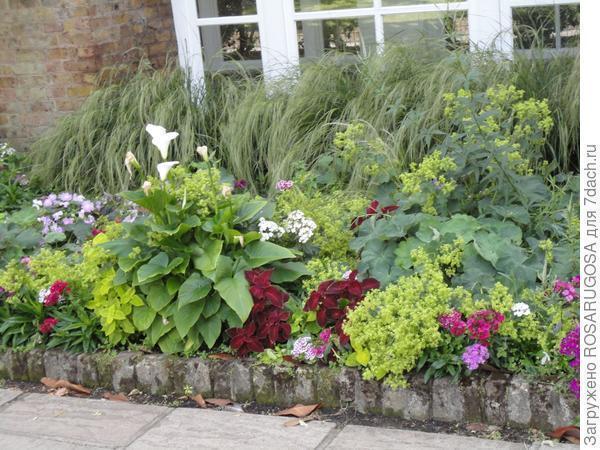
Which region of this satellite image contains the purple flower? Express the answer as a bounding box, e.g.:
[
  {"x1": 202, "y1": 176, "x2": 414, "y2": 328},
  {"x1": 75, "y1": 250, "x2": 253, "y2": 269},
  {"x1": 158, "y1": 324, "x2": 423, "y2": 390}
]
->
[
  {"x1": 461, "y1": 343, "x2": 489, "y2": 371},
  {"x1": 80, "y1": 200, "x2": 95, "y2": 213},
  {"x1": 560, "y1": 324, "x2": 580, "y2": 368},
  {"x1": 234, "y1": 179, "x2": 248, "y2": 190},
  {"x1": 58, "y1": 192, "x2": 73, "y2": 202},
  {"x1": 14, "y1": 174, "x2": 28, "y2": 186},
  {"x1": 569, "y1": 378, "x2": 580, "y2": 399},
  {"x1": 62, "y1": 218, "x2": 74, "y2": 225},
  {"x1": 20, "y1": 256, "x2": 30, "y2": 265},
  {"x1": 42, "y1": 197, "x2": 55, "y2": 208},
  {"x1": 319, "y1": 328, "x2": 332, "y2": 344},
  {"x1": 275, "y1": 180, "x2": 294, "y2": 191}
]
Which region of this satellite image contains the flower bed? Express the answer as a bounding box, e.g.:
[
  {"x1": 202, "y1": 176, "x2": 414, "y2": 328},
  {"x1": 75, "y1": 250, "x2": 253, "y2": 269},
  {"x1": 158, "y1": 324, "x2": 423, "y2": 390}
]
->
[
  {"x1": 0, "y1": 84, "x2": 580, "y2": 426},
  {"x1": 0, "y1": 348, "x2": 578, "y2": 431}
]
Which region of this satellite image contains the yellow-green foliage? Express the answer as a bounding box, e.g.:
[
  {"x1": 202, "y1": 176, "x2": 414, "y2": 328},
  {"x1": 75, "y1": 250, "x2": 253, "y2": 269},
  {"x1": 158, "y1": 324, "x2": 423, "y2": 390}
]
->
[
  {"x1": 344, "y1": 245, "x2": 469, "y2": 387},
  {"x1": 398, "y1": 151, "x2": 457, "y2": 214},
  {"x1": 148, "y1": 166, "x2": 220, "y2": 217},
  {"x1": 302, "y1": 257, "x2": 353, "y2": 294},
  {"x1": 87, "y1": 268, "x2": 143, "y2": 346},
  {"x1": 275, "y1": 188, "x2": 367, "y2": 260}
]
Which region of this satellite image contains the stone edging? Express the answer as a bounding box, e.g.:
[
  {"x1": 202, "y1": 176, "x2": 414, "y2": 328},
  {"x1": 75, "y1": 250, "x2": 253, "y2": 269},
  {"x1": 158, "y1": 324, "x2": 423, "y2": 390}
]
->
[{"x1": 0, "y1": 349, "x2": 578, "y2": 431}]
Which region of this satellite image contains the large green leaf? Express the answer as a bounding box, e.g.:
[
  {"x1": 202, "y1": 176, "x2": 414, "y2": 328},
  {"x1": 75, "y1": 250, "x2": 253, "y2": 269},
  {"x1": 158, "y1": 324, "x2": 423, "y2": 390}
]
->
[
  {"x1": 244, "y1": 241, "x2": 296, "y2": 268},
  {"x1": 14, "y1": 229, "x2": 42, "y2": 248},
  {"x1": 473, "y1": 231, "x2": 501, "y2": 266},
  {"x1": 147, "y1": 316, "x2": 175, "y2": 346},
  {"x1": 178, "y1": 273, "x2": 212, "y2": 307},
  {"x1": 100, "y1": 239, "x2": 137, "y2": 258},
  {"x1": 132, "y1": 305, "x2": 156, "y2": 331},
  {"x1": 197, "y1": 313, "x2": 222, "y2": 348},
  {"x1": 394, "y1": 237, "x2": 423, "y2": 270},
  {"x1": 121, "y1": 189, "x2": 172, "y2": 216},
  {"x1": 439, "y1": 214, "x2": 480, "y2": 242},
  {"x1": 234, "y1": 199, "x2": 268, "y2": 223},
  {"x1": 192, "y1": 239, "x2": 223, "y2": 274},
  {"x1": 136, "y1": 252, "x2": 170, "y2": 283},
  {"x1": 146, "y1": 282, "x2": 173, "y2": 312},
  {"x1": 202, "y1": 292, "x2": 221, "y2": 319},
  {"x1": 174, "y1": 301, "x2": 204, "y2": 339},
  {"x1": 270, "y1": 261, "x2": 310, "y2": 283},
  {"x1": 214, "y1": 272, "x2": 253, "y2": 322},
  {"x1": 158, "y1": 328, "x2": 185, "y2": 354}
]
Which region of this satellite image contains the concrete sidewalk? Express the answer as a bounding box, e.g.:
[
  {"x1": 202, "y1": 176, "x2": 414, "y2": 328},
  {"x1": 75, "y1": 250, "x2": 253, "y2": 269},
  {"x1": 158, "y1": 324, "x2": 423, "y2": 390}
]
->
[{"x1": 0, "y1": 388, "x2": 571, "y2": 450}]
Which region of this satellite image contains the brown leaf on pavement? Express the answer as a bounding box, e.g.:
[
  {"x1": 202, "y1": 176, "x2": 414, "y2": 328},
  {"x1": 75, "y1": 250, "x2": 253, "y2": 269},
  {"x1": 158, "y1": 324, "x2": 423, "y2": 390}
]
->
[
  {"x1": 52, "y1": 387, "x2": 69, "y2": 397},
  {"x1": 41, "y1": 377, "x2": 91, "y2": 395},
  {"x1": 205, "y1": 398, "x2": 233, "y2": 407},
  {"x1": 208, "y1": 353, "x2": 235, "y2": 361},
  {"x1": 103, "y1": 392, "x2": 129, "y2": 402},
  {"x1": 283, "y1": 414, "x2": 317, "y2": 427},
  {"x1": 192, "y1": 393, "x2": 206, "y2": 408},
  {"x1": 275, "y1": 403, "x2": 320, "y2": 418},
  {"x1": 548, "y1": 426, "x2": 580, "y2": 444}
]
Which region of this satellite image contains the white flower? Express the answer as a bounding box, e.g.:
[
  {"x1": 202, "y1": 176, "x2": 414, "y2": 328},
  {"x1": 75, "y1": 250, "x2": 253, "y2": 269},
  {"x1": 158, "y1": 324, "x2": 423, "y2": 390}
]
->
[
  {"x1": 157, "y1": 161, "x2": 179, "y2": 181},
  {"x1": 342, "y1": 270, "x2": 352, "y2": 280},
  {"x1": 142, "y1": 181, "x2": 152, "y2": 195},
  {"x1": 258, "y1": 217, "x2": 285, "y2": 241},
  {"x1": 38, "y1": 288, "x2": 50, "y2": 304},
  {"x1": 196, "y1": 145, "x2": 208, "y2": 161},
  {"x1": 221, "y1": 184, "x2": 233, "y2": 197},
  {"x1": 283, "y1": 210, "x2": 317, "y2": 244},
  {"x1": 145, "y1": 124, "x2": 179, "y2": 160},
  {"x1": 511, "y1": 302, "x2": 531, "y2": 317},
  {"x1": 234, "y1": 235, "x2": 244, "y2": 247},
  {"x1": 540, "y1": 352, "x2": 551, "y2": 365},
  {"x1": 124, "y1": 151, "x2": 139, "y2": 176}
]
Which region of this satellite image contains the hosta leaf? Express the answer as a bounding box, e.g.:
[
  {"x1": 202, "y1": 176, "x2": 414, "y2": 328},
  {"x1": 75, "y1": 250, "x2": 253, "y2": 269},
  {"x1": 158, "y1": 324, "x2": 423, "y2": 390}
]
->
[
  {"x1": 137, "y1": 252, "x2": 170, "y2": 283},
  {"x1": 202, "y1": 292, "x2": 221, "y2": 318},
  {"x1": 197, "y1": 313, "x2": 222, "y2": 348},
  {"x1": 178, "y1": 273, "x2": 212, "y2": 308},
  {"x1": 132, "y1": 305, "x2": 156, "y2": 331},
  {"x1": 270, "y1": 261, "x2": 310, "y2": 283},
  {"x1": 174, "y1": 301, "x2": 204, "y2": 339},
  {"x1": 214, "y1": 272, "x2": 253, "y2": 322},
  {"x1": 158, "y1": 328, "x2": 185, "y2": 354},
  {"x1": 193, "y1": 239, "x2": 223, "y2": 274},
  {"x1": 234, "y1": 199, "x2": 268, "y2": 223},
  {"x1": 243, "y1": 241, "x2": 296, "y2": 268},
  {"x1": 146, "y1": 282, "x2": 173, "y2": 312}
]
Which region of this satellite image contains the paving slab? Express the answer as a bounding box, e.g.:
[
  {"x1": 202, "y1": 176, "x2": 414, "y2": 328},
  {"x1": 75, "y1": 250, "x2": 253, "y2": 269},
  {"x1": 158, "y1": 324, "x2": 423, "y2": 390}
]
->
[
  {"x1": 0, "y1": 393, "x2": 169, "y2": 448},
  {"x1": 0, "y1": 388, "x2": 22, "y2": 406},
  {"x1": 127, "y1": 407, "x2": 336, "y2": 450},
  {"x1": 0, "y1": 432, "x2": 110, "y2": 449},
  {"x1": 325, "y1": 425, "x2": 572, "y2": 450}
]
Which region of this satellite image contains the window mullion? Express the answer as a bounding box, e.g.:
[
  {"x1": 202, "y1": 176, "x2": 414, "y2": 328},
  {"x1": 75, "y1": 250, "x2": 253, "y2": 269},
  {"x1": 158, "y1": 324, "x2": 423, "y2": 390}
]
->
[
  {"x1": 170, "y1": 0, "x2": 205, "y2": 91},
  {"x1": 373, "y1": 0, "x2": 385, "y2": 54}
]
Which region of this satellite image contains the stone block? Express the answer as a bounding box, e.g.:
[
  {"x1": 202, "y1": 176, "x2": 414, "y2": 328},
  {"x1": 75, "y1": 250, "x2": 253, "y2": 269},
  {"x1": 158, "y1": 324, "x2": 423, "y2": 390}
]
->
[
  {"x1": 315, "y1": 366, "x2": 341, "y2": 408},
  {"x1": 230, "y1": 360, "x2": 253, "y2": 402},
  {"x1": 355, "y1": 376, "x2": 382, "y2": 414},
  {"x1": 382, "y1": 375, "x2": 431, "y2": 420},
  {"x1": 482, "y1": 373, "x2": 509, "y2": 426},
  {"x1": 272, "y1": 365, "x2": 296, "y2": 405},
  {"x1": 25, "y1": 348, "x2": 45, "y2": 382},
  {"x1": 43, "y1": 349, "x2": 78, "y2": 381},
  {"x1": 111, "y1": 352, "x2": 139, "y2": 393},
  {"x1": 135, "y1": 354, "x2": 174, "y2": 395},
  {"x1": 210, "y1": 360, "x2": 232, "y2": 399},
  {"x1": 171, "y1": 357, "x2": 211, "y2": 396},
  {"x1": 432, "y1": 377, "x2": 464, "y2": 422},
  {"x1": 507, "y1": 375, "x2": 531, "y2": 427},
  {"x1": 461, "y1": 376, "x2": 484, "y2": 423},
  {"x1": 292, "y1": 366, "x2": 316, "y2": 404},
  {"x1": 76, "y1": 353, "x2": 99, "y2": 388},
  {"x1": 252, "y1": 365, "x2": 275, "y2": 405}
]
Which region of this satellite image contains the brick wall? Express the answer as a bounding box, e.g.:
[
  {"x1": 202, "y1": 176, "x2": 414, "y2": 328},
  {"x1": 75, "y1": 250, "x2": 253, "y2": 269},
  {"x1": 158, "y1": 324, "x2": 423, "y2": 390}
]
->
[{"x1": 0, "y1": 0, "x2": 178, "y2": 148}]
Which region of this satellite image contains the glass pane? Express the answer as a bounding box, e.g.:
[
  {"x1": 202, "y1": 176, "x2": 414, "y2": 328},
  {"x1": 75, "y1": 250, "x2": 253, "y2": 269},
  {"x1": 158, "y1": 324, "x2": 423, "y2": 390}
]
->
[
  {"x1": 382, "y1": 0, "x2": 442, "y2": 5},
  {"x1": 512, "y1": 6, "x2": 556, "y2": 49},
  {"x1": 197, "y1": 0, "x2": 257, "y2": 18},
  {"x1": 200, "y1": 23, "x2": 262, "y2": 71},
  {"x1": 560, "y1": 4, "x2": 580, "y2": 48},
  {"x1": 294, "y1": 0, "x2": 372, "y2": 12},
  {"x1": 383, "y1": 11, "x2": 467, "y2": 49},
  {"x1": 297, "y1": 17, "x2": 376, "y2": 58}
]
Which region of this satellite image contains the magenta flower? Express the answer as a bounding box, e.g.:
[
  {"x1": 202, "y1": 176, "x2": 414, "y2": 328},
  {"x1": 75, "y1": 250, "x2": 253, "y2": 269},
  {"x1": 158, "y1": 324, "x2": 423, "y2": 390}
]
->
[
  {"x1": 275, "y1": 180, "x2": 294, "y2": 191},
  {"x1": 439, "y1": 310, "x2": 467, "y2": 336}
]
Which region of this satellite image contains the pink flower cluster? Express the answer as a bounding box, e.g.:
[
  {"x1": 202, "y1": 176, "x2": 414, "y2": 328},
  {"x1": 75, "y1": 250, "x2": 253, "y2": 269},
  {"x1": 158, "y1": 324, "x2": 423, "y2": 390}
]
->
[
  {"x1": 39, "y1": 317, "x2": 58, "y2": 334},
  {"x1": 43, "y1": 280, "x2": 70, "y2": 307},
  {"x1": 461, "y1": 343, "x2": 489, "y2": 371},
  {"x1": 553, "y1": 275, "x2": 580, "y2": 302},
  {"x1": 438, "y1": 310, "x2": 466, "y2": 336},
  {"x1": 559, "y1": 324, "x2": 580, "y2": 398},
  {"x1": 275, "y1": 180, "x2": 294, "y2": 191},
  {"x1": 292, "y1": 329, "x2": 332, "y2": 361},
  {"x1": 466, "y1": 310, "x2": 505, "y2": 343}
]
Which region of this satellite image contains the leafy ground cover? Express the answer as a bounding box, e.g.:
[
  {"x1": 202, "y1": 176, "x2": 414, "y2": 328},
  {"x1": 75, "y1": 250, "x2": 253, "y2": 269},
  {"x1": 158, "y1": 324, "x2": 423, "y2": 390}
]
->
[{"x1": 0, "y1": 60, "x2": 580, "y2": 402}]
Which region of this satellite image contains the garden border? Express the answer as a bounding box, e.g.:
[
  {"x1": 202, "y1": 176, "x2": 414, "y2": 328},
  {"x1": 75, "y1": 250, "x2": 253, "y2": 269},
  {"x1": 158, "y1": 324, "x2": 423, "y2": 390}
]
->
[{"x1": 0, "y1": 349, "x2": 577, "y2": 431}]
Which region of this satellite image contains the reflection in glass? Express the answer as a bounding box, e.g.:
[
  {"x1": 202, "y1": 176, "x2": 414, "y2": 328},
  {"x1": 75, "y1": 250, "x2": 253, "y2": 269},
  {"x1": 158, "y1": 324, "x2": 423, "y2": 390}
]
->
[
  {"x1": 200, "y1": 23, "x2": 262, "y2": 71},
  {"x1": 513, "y1": 6, "x2": 556, "y2": 49},
  {"x1": 294, "y1": 0, "x2": 372, "y2": 12},
  {"x1": 197, "y1": 0, "x2": 257, "y2": 18},
  {"x1": 382, "y1": 0, "x2": 442, "y2": 5},
  {"x1": 383, "y1": 11, "x2": 468, "y2": 50},
  {"x1": 297, "y1": 17, "x2": 376, "y2": 58},
  {"x1": 560, "y1": 4, "x2": 580, "y2": 48}
]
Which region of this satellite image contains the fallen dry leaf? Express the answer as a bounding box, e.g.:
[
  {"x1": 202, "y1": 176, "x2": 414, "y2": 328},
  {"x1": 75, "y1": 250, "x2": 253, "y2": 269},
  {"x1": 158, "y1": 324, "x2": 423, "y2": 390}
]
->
[
  {"x1": 275, "y1": 403, "x2": 320, "y2": 418},
  {"x1": 548, "y1": 425, "x2": 580, "y2": 444},
  {"x1": 41, "y1": 377, "x2": 91, "y2": 395},
  {"x1": 52, "y1": 387, "x2": 69, "y2": 397},
  {"x1": 208, "y1": 353, "x2": 235, "y2": 361},
  {"x1": 192, "y1": 393, "x2": 206, "y2": 408},
  {"x1": 282, "y1": 355, "x2": 301, "y2": 366},
  {"x1": 205, "y1": 398, "x2": 233, "y2": 407},
  {"x1": 103, "y1": 392, "x2": 129, "y2": 402}
]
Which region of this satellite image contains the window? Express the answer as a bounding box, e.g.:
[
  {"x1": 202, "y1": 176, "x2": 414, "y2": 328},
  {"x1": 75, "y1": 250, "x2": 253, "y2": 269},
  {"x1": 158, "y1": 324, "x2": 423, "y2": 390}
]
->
[{"x1": 170, "y1": 0, "x2": 579, "y2": 88}]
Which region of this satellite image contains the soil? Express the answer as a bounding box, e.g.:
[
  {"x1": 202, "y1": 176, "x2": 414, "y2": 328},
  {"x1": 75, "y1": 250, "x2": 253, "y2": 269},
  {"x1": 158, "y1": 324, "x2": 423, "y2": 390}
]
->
[{"x1": 2, "y1": 379, "x2": 565, "y2": 446}]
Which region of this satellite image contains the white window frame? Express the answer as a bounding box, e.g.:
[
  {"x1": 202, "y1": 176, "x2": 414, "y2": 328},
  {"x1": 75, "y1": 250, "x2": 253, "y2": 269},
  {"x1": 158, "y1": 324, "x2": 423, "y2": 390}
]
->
[{"x1": 170, "y1": 0, "x2": 579, "y2": 90}]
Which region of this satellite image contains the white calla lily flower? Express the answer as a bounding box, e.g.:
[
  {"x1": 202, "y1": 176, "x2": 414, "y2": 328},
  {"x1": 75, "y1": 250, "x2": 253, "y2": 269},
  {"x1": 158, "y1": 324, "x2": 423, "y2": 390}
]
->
[
  {"x1": 145, "y1": 124, "x2": 179, "y2": 160},
  {"x1": 157, "y1": 161, "x2": 179, "y2": 181},
  {"x1": 142, "y1": 181, "x2": 152, "y2": 195},
  {"x1": 124, "y1": 151, "x2": 139, "y2": 175}
]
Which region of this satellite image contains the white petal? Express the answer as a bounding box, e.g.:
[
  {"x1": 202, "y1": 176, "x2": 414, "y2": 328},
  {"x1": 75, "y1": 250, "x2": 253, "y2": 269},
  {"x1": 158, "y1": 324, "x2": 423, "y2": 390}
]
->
[
  {"x1": 145, "y1": 124, "x2": 167, "y2": 139},
  {"x1": 152, "y1": 132, "x2": 179, "y2": 160},
  {"x1": 157, "y1": 161, "x2": 179, "y2": 181}
]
